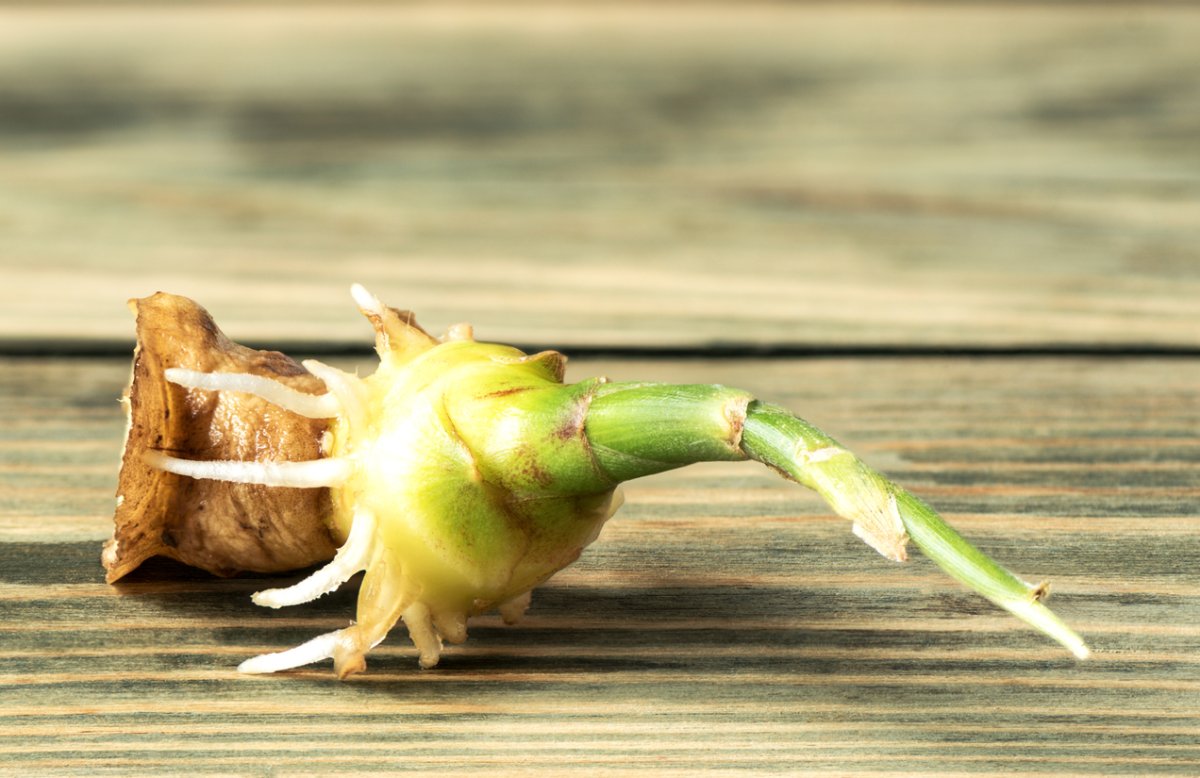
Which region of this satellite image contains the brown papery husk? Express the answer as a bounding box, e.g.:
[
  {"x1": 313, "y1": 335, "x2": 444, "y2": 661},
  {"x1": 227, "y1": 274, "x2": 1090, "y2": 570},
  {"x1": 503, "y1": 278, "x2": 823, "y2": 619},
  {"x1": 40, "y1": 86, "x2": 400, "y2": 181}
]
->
[{"x1": 102, "y1": 293, "x2": 338, "y2": 582}]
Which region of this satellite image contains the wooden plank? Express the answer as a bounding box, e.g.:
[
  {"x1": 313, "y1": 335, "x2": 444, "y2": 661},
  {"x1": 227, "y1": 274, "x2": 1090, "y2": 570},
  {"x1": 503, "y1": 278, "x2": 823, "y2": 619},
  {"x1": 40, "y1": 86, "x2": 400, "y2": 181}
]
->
[
  {"x1": 1, "y1": 5, "x2": 1199, "y2": 348},
  {"x1": 0, "y1": 354, "x2": 1197, "y2": 774}
]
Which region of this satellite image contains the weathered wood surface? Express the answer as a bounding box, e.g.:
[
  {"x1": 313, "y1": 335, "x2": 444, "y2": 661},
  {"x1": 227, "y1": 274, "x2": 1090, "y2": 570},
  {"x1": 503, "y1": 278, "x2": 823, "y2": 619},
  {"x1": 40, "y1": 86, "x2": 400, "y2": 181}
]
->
[
  {"x1": 1, "y1": 4, "x2": 1199, "y2": 348},
  {"x1": 1, "y1": 355, "x2": 1196, "y2": 775}
]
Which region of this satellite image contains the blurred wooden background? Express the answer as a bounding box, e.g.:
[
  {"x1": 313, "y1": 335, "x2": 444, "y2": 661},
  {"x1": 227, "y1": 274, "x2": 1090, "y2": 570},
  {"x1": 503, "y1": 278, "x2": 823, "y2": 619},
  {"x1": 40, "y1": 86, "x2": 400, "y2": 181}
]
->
[
  {"x1": 0, "y1": 3, "x2": 1198, "y2": 776},
  {"x1": 1, "y1": 3, "x2": 1197, "y2": 348}
]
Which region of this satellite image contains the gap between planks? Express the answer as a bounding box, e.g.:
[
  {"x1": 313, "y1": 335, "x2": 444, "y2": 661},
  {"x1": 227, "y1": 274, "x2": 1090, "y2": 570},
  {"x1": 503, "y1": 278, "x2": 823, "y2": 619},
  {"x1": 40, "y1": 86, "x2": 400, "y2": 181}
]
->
[
  {"x1": 2, "y1": 670, "x2": 1199, "y2": 692},
  {"x1": 0, "y1": 643, "x2": 1192, "y2": 666},
  {"x1": 2, "y1": 719, "x2": 1198, "y2": 740}
]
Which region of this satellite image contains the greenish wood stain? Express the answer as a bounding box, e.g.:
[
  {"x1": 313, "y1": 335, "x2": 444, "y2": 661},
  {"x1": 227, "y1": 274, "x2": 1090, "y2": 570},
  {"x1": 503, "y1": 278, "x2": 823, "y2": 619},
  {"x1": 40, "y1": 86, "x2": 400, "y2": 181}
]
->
[
  {"x1": 0, "y1": 5, "x2": 1198, "y2": 348},
  {"x1": 1, "y1": 357, "x2": 1197, "y2": 774}
]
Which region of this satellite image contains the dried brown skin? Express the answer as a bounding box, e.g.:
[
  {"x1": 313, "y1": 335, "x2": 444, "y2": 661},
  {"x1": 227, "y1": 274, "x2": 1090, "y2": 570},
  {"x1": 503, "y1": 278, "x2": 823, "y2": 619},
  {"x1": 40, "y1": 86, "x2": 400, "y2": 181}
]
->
[{"x1": 103, "y1": 293, "x2": 338, "y2": 582}]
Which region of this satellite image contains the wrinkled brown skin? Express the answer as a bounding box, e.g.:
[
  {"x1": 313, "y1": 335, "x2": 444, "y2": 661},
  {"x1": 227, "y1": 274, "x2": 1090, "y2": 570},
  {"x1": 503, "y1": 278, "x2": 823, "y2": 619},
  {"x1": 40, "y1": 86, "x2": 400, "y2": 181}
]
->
[{"x1": 102, "y1": 293, "x2": 338, "y2": 583}]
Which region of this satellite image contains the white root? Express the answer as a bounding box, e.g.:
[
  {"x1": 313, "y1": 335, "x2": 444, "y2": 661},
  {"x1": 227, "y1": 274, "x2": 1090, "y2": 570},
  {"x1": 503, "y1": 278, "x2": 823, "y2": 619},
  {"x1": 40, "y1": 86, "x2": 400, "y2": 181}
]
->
[
  {"x1": 238, "y1": 629, "x2": 343, "y2": 674},
  {"x1": 164, "y1": 367, "x2": 341, "y2": 419},
  {"x1": 251, "y1": 507, "x2": 378, "y2": 609},
  {"x1": 238, "y1": 626, "x2": 391, "y2": 674},
  {"x1": 444, "y1": 322, "x2": 474, "y2": 342},
  {"x1": 350, "y1": 282, "x2": 386, "y2": 317},
  {"x1": 302, "y1": 359, "x2": 368, "y2": 438},
  {"x1": 498, "y1": 590, "x2": 532, "y2": 625},
  {"x1": 432, "y1": 609, "x2": 468, "y2": 644},
  {"x1": 402, "y1": 601, "x2": 444, "y2": 669},
  {"x1": 143, "y1": 451, "x2": 351, "y2": 488}
]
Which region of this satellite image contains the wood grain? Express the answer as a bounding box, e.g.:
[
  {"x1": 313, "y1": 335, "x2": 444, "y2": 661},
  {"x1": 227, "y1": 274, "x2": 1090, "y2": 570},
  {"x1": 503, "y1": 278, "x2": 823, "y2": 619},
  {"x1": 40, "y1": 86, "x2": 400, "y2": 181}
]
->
[
  {"x1": 1, "y1": 4, "x2": 1199, "y2": 348},
  {"x1": 1, "y1": 355, "x2": 1196, "y2": 775}
]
